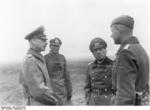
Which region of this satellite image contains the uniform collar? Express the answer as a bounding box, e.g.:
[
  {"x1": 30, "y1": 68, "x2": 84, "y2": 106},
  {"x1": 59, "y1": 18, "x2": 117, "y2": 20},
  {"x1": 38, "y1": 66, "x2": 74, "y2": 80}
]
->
[
  {"x1": 116, "y1": 36, "x2": 139, "y2": 55},
  {"x1": 94, "y1": 57, "x2": 110, "y2": 65},
  {"x1": 49, "y1": 51, "x2": 59, "y2": 56},
  {"x1": 28, "y1": 48, "x2": 45, "y2": 62},
  {"x1": 122, "y1": 36, "x2": 139, "y2": 45}
]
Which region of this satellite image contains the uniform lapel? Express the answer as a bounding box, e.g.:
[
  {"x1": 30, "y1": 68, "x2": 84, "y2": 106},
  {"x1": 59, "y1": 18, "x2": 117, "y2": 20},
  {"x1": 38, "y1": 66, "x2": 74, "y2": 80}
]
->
[{"x1": 28, "y1": 48, "x2": 51, "y2": 88}]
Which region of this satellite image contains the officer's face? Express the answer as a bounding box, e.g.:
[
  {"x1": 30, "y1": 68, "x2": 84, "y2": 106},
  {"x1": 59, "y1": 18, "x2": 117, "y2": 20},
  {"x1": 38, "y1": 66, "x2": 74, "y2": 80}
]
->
[
  {"x1": 110, "y1": 25, "x2": 121, "y2": 44},
  {"x1": 92, "y1": 48, "x2": 107, "y2": 60},
  {"x1": 50, "y1": 45, "x2": 60, "y2": 54},
  {"x1": 33, "y1": 38, "x2": 48, "y2": 51}
]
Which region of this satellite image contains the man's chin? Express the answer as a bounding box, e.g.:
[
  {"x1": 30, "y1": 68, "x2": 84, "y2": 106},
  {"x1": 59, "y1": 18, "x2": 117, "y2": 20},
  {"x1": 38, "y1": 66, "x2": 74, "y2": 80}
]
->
[
  {"x1": 41, "y1": 48, "x2": 46, "y2": 51},
  {"x1": 114, "y1": 41, "x2": 120, "y2": 44},
  {"x1": 53, "y1": 52, "x2": 58, "y2": 54}
]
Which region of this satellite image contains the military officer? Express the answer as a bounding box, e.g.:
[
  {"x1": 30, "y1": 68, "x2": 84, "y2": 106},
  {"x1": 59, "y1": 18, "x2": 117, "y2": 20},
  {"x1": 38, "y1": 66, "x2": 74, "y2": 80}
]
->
[
  {"x1": 20, "y1": 26, "x2": 60, "y2": 105},
  {"x1": 110, "y1": 15, "x2": 149, "y2": 105},
  {"x1": 44, "y1": 37, "x2": 72, "y2": 105},
  {"x1": 84, "y1": 37, "x2": 114, "y2": 105}
]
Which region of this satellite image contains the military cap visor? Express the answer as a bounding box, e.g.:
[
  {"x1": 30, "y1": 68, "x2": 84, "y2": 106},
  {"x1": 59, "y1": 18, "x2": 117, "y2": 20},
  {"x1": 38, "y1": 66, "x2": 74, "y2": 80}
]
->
[
  {"x1": 94, "y1": 44, "x2": 106, "y2": 49},
  {"x1": 50, "y1": 42, "x2": 60, "y2": 46},
  {"x1": 91, "y1": 43, "x2": 106, "y2": 52}
]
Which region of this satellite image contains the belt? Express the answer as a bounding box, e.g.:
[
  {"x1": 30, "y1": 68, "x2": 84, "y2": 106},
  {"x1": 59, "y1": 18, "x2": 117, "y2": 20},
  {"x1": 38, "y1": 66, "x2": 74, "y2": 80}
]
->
[
  {"x1": 92, "y1": 89, "x2": 112, "y2": 95},
  {"x1": 135, "y1": 92, "x2": 143, "y2": 96}
]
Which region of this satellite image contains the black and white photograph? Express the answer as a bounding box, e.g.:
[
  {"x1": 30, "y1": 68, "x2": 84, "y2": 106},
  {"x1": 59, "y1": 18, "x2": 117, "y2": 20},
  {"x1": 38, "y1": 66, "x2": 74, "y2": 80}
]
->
[{"x1": 0, "y1": 0, "x2": 149, "y2": 109}]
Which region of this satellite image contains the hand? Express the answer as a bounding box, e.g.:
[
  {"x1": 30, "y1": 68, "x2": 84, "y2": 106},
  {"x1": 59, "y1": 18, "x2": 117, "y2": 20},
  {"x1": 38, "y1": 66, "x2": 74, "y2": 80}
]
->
[
  {"x1": 110, "y1": 95, "x2": 115, "y2": 105},
  {"x1": 51, "y1": 95, "x2": 58, "y2": 102},
  {"x1": 67, "y1": 95, "x2": 72, "y2": 100},
  {"x1": 51, "y1": 93, "x2": 63, "y2": 105}
]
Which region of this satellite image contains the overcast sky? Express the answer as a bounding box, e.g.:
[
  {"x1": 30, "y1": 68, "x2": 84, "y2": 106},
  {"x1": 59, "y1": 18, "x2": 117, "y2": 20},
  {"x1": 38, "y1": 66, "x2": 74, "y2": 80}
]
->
[{"x1": 0, "y1": 0, "x2": 149, "y2": 63}]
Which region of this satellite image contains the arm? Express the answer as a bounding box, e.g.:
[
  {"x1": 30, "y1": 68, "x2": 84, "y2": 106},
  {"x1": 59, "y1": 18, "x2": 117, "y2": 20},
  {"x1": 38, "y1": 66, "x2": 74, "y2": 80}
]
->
[
  {"x1": 64, "y1": 58, "x2": 72, "y2": 100},
  {"x1": 84, "y1": 66, "x2": 91, "y2": 104},
  {"x1": 115, "y1": 50, "x2": 137, "y2": 105}
]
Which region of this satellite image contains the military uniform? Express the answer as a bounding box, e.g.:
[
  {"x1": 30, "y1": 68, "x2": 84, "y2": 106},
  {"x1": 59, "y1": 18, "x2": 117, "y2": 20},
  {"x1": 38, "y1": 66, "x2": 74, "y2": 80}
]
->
[
  {"x1": 85, "y1": 57, "x2": 113, "y2": 105},
  {"x1": 111, "y1": 36, "x2": 149, "y2": 105},
  {"x1": 110, "y1": 15, "x2": 149, "y2": 105},
  {"x1": 20, "y1": 26, "x2": 59, "y2": 105},
  {"x1": 85, "y1": 37, "x2": 114, "y2": 105},
  {"x1": 44, "y1": 38, "x2": 72, "y2": 105}
]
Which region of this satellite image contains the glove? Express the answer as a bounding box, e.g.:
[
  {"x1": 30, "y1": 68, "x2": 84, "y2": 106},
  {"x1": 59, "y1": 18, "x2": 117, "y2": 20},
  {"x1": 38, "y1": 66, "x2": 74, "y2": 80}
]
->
[
  {"x1": 51, "y1": 93, "x2": 62, "y2": 105},
  {"x1": 35, "y1": 94, "x2": 59, "y2": 105},
  {"x1": 67, "y1": 94, "x2": 72, "y2": 100},
  {"x1": 85, "y1": 92, "x2": 91, "y2": 105}
]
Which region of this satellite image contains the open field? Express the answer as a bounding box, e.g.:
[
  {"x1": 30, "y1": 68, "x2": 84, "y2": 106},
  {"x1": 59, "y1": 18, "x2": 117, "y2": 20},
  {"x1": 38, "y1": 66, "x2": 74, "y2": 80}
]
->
[{"x1": 0, "y1": 59, "x2": 91, "y2": 105}]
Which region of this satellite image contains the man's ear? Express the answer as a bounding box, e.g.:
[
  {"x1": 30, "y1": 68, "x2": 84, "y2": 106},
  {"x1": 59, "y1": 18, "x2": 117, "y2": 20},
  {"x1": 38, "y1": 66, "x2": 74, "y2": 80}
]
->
[{"x1": 49, "y1": 45, "x2": 52, "y2": 48}]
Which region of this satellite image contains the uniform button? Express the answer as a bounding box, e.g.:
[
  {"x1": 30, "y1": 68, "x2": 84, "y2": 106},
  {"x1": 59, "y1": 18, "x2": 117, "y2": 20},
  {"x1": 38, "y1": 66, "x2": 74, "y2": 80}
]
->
[
  {"x1": 92, "y1": 83, "x2": 94, "y2": 86},
  {"x1": 104, "y1": 88, "x2": 107, "y2": 91},
  {"x1": 104, "y1": 95, "x2": 107, "y2": 98},
  {"x1": 92, "y1": 77, "x2": 95, "y2": 80},
  {"x1": 104, "y1": 76, "x2": 107, "y2": 78}
]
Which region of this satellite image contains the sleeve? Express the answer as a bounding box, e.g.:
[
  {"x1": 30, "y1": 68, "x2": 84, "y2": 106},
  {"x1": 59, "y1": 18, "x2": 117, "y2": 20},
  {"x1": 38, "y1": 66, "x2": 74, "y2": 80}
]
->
[
  {"x1": 115, "y1": 50, "x2": 137, "y2": 105},
  {"x1": 64, "y1": 57, "x2": 72, "y2": 99},
  {"x1": 84, "y1": 66, "x2": 91, "y2": 95},
  {"x1": 110, "y1": 61, "x2": 116, "y2": 94},
  {"x1": 84, "y1": 66, "x2": 91, "y2": 92},
  {"x1": 84, "y1": 66, "x2": 91, "y2": 104},
  {"x1": 23, "y1": 57, "x2": 58, "y2": 105}
]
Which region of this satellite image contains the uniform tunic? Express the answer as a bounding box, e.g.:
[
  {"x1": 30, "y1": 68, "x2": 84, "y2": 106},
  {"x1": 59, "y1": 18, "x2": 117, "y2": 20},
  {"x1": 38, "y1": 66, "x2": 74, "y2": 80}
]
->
[
  {"x1": 20, "y1": 48, "x2": 57, "y2": 105},
  {"x1": 112, "y1": 36, "x2": 149, "y2": 105},
  {"x1": 85, "y1": 57, "x2": 114, "y2": 105},
  {"x1": 44, "y1": 52, "x2": 72, "y2": 105}
]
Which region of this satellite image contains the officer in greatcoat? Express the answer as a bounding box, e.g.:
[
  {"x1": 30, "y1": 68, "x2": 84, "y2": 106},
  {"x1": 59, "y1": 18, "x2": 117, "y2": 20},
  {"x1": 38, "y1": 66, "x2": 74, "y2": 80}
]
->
[{"x1": 20, "y1": 26, "x2": 60, "y2": 105}]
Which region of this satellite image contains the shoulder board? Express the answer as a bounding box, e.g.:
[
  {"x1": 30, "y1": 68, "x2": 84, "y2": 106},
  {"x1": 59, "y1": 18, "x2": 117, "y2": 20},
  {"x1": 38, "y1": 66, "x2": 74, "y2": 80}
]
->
[
  {"x1": 27, "y1": 54, "x2": 33, "y2": 58},
  {"x1": 23, "y1": 54, "x2": 33, "y2": 61},
  {"x1": 123, "y1": 44, "x2": 130, "y2": 50},
  {"x1": 88, "y1": 61, "x2": 94, "y2": 65},
  {"x1": 25, "y1": 54, "x2": 35, "y2": 61}
]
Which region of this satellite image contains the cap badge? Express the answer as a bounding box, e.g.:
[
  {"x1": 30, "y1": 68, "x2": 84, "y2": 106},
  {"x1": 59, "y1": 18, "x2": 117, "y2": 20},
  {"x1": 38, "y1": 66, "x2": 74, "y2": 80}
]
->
[
  {"x1": 55, "y1": 39, "x2": 59, "y2": 44},
  {"x1": 94, "y1": 43, "x2": 100, "y2": 48}
]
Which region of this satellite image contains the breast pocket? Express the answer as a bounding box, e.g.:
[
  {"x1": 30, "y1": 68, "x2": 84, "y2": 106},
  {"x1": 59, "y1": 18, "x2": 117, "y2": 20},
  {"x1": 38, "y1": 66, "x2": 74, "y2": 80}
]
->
[{"x1": 52, "y1": 63, "x2": 64, "y2": 72}]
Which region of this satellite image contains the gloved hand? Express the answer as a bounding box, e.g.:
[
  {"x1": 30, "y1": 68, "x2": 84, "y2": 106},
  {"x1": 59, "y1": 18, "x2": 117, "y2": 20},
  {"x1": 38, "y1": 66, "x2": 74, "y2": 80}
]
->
[
  {"x1": 85, "y1": 92, "x2": 91, "y2": 105},
  {"x1": 67, "y1": 94, "x2": 72, "y2": 101},
  {"x1": 35, "y1": 94, "x2": 58, "y2": 105},
  {"x1": 51, "y1": 93, "x2": 62, "y2": 105}
]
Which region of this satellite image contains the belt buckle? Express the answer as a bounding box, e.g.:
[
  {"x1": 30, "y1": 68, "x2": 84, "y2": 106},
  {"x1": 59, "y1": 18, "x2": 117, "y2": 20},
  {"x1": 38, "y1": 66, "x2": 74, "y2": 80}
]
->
[{"x1": 136, "y1": 92, "x2": 143, "y2": 96}]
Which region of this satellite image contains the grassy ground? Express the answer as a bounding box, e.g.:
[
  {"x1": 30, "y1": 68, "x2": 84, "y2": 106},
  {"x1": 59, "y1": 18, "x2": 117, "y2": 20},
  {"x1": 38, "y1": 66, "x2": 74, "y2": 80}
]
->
[
  {"x1": 0, "y1": 63, "x2": 24, "y2": 105},
  {"x1": 0, "y1": 59, "x2": 90, "y2": 105}
]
